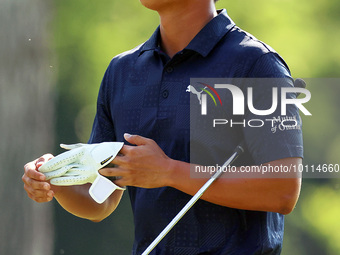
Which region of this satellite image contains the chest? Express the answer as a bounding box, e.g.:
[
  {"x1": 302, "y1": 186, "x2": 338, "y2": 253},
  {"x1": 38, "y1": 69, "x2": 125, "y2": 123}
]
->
[{"x1": 107, "y1": 51, "x2": 242, "y2": 162}]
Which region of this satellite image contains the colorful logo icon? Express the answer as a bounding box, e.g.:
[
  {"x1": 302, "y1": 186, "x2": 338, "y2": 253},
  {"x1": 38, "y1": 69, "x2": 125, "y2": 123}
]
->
[{"x1": 186, "y1": 82, "x2": 222, "y2": 107}]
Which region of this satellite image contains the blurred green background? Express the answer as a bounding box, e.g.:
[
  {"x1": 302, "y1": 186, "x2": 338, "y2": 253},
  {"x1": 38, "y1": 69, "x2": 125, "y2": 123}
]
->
[{"x1": 1, "y1": 0, "x2": 340, "y2": 254}]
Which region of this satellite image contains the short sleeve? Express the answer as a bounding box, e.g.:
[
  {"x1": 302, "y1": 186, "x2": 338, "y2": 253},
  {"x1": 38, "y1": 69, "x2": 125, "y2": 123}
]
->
[
  {"x1": 242, "y1": 53, "x2": 304, "y2": 164},
  {"x1": 88, "y1": 68, "x2": 116, "y2": 144}
]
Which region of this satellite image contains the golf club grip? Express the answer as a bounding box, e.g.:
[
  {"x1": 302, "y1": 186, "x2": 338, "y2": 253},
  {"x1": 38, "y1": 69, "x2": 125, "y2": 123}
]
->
[{"x1": 141, "y1": 141, "x2": 245, "y2": 255}]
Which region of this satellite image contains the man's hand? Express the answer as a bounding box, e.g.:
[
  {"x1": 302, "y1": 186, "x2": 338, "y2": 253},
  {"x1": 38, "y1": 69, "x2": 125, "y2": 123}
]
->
[
  {"x1": 22, "y1": 154, "x2": 55, "y2": 203},
  {"x1": 99, "y1": 133, "x2": 173, "y2": 189},
  {"x1": 37, "y1": 142, "x2": 125, "y2": 204},
  {"x1": 38, "y1": 142, "x2": 124, "y2": 186},
  {"x1": 23, "y1": 153, "x2": 124, "y2": 220}
]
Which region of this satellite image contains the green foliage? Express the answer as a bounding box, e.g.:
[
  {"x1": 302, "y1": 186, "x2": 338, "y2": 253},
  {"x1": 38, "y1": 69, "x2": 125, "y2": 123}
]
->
[
  {"x1": 53, "y1": 0, "x2": 340, "y2": 254},
  {"x1": 301, "y1": 182, "x2": 340, "y2": 254},
  {"x1": 217, "y1": 0, "x2": 340, "y2": 78},
  {"x1": 53, "y1": 0, "x2": 158, "y2": 144}
]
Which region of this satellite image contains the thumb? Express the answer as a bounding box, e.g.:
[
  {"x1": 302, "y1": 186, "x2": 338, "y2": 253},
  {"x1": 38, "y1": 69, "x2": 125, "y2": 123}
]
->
[{"x1": 124, "y1": 133, "x2": 148, "y2": 146}]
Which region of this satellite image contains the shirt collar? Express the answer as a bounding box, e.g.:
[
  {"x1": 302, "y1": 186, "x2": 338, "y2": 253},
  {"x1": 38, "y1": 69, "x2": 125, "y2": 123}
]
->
[
  {"x1": 139, "y1": 9, "x2": 235, "y2": 57},
  {"x1": 139, "y1": 26, "x2": 161, "y2": 54}
]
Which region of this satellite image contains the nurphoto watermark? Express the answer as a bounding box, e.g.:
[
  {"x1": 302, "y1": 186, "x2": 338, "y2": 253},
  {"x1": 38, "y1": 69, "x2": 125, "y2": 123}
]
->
[{"x1": 189, "y1": 78, "x2": 339, "y2": 179}]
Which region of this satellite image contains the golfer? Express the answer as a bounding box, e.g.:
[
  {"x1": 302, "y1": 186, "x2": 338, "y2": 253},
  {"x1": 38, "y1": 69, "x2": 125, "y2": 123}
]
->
[{"x1": 23, "y1": 0, "x2": 303, "y2": 254}]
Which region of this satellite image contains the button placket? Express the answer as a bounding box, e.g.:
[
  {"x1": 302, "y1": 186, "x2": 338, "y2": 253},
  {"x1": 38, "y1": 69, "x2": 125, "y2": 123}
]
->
[
  {"x1": 162, "y1": 90, "x2": 169, "y2": 99},
  {"x1": 162, "y1": 65, "x2": 174, "y2": 100},
  {"x1": 166, "y1": 66, "x2": 174, "y2": 73}
]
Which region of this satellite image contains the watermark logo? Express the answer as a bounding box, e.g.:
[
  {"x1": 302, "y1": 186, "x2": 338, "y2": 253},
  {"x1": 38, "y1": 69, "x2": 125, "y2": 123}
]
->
[
  {"x1": 188, "y1": 79, "x2": 311, "y2": 132},
  {"x1": 188, "y1": 83, "x2": 311, "y2": 116},
  {"x1": 186, "y1": 82, "x2": 222, "y2": 114}
]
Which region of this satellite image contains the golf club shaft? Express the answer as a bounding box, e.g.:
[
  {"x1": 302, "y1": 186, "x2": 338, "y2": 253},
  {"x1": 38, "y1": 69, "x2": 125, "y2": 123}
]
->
[{"x1": 142, "y1": 143, "x2": 245, "y2": 255}]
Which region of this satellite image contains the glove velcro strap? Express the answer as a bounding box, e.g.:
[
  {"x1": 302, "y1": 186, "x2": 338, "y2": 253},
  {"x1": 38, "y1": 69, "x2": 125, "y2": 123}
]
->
[{"x1": 89, "y1": 175, "x2": 125, "y2": 204}]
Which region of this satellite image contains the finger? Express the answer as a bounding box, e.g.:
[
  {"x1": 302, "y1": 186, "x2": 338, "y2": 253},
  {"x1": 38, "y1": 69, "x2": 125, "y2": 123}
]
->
[
  {"x1": 23, "y1": 179, "x2": 54, "y2": 203},
  {"x1": 61, "y1": 168, "x2": 83, "y2": 176},
  {"x1": 60, "y1": 143, "x2": 87, "y2": 150},
  {"x1": 108, "y1": 145, "x2": 135, "y2": 166},
  {"x1": 23, "y1": 175, "x2": 51, "y2": 191},
  {"x1": 59, "y1": 166, "x2": 91, "y2": 176},
  {"x1": 24, "y1": 183, "x2": 53, "y2": 197},
  {"x1": 36, "y1": 154, "x2": 54, "y2": 169},
  {"x1": 113, "y1": 178, "x2": 128, "y2": 188},
  {"x1": 25, "y1": 187, "x2": 54, "y2": 203},
  {"x1": 43, "y1": 164, "x2": 75, "y2": 180},
  {"x1": 23, "y1": 166, "x2": 46, "y2": 181},
  {"x1": 117, "y1": 144, "x2": 138, "y2": 156},
  {"x1": 100, "y1": 166, "x2": 123, "y2": 176},
  {"x1": 50, "y1": 174, "x2": 89, "y2": 186},
  {"x1": 39, "y1": 149, "x2": 83, "y2": 172},
  {"x1": 113, "y1": 178, "x2": 128, "y2": 187},
  {"x1": 110, "y1": 152, "x2": 129, "y2": 166},
  {"x1": 24, "y1": 160, "x2": 38, "y2": 171},
  {"x1": 124, "y1": 133, "x2": 152, "y2": 146},
  {"x1": 34, "y1": 196, "x2": 54, "y2": 203}
]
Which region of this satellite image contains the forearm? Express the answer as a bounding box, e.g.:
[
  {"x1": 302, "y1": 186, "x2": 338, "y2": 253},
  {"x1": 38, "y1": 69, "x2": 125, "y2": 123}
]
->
[
  {"x1": 100, "y1": 135, "x2": 301, "y2": 214},
  {"x1": 52, "y1": 183, "x2": 123, "y2": 222},
  {"x1": 166, "y1": 158, "x2": 301, "y2": 215}
]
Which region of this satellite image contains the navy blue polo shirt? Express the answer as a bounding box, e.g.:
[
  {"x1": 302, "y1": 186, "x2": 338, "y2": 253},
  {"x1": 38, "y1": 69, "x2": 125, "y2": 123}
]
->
[{"x1": 89, "y1": 9, "x2": 303, "y2": 255}]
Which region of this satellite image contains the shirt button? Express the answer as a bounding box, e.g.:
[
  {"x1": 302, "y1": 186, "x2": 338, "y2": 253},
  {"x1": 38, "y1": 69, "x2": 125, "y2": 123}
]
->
[
  {"x1": 166, "y1": 66, "x2": 174, "y2": 73},
  {"x1": 162, "y1": 90, "x2": 169, "y2": 98}
]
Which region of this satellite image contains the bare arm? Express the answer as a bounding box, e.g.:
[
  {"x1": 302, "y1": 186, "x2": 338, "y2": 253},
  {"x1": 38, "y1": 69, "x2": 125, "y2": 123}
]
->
[
  {"x1": 100, "y1": 134, "x2": 301, "y2": 215},
  {"x1": 51, "y1": 184, "x2": 123, "y2": 222},
  {"x1": 22, "y1": 154, "x2": 123, "y2": 222},
  {"x1": 167, "y1": 157, "x2": 301, "y2": 215}
]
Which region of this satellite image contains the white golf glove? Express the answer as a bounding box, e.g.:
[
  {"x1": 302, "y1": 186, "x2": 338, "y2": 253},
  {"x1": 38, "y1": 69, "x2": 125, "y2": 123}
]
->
[{"x1": 39, "y1": 142, "x2": 125, "y2": 204}]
